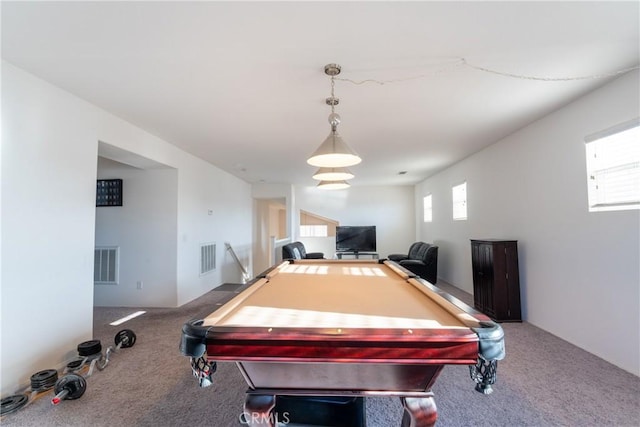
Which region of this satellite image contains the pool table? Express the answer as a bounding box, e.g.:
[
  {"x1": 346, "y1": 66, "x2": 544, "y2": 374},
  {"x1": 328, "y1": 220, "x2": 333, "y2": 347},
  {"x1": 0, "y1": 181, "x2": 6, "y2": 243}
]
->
[{"x1": 180, "y1": 259, "x2": 505, "y2": 426}]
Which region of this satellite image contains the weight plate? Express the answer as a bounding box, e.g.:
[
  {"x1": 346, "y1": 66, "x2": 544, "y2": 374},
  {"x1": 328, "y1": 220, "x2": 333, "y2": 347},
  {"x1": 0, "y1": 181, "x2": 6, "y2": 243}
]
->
[
  {"x1": 66, "y1": 358, "x2": 84, "y2": 371},
  {"x1": 54, "y1": 374, "x2": 87, "y2": 400},
  {"x1": 0, "y1": 394, "x2": 29, "y2": 415},
  {"x1": 30, "y1": 369, "x2": 58, "y2": 391},
  {"x1": 77, "y1": 339, "x2": 102, "y2": 356},
  {"x1": 115, "y1": 329, "x2": 136, "y2": 348}
]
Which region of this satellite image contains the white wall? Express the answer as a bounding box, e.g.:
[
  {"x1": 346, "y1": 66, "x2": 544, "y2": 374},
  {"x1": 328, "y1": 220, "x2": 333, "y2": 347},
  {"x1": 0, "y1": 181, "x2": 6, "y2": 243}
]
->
[
  {"x1": 94, "y1": 142, "x2": 252, "y2": 309},
  {"x1": 95, "y1": 158, "x2": 178, "y2": 307},
  {"x1": 175, "y1": 156, "x2": 253, "y2": 306},
  {"x1": 416, "y1": 71, "x2": 640, "y2": 375},
  {"x1": 295, "y1": 185, "x2": 416, "y2": 258},
  {"x1": 1, "y1": 62, "x2": 253, "y2": 395},
  {"x1": 2, "y1": 62, "x2": 99, "y2": 394},
  {"x1": 250, "y1": 184, "x2": 415, "y2": 264},
  {"x1": 252, "y1": 184, "x2": 295, "y2": 273}
]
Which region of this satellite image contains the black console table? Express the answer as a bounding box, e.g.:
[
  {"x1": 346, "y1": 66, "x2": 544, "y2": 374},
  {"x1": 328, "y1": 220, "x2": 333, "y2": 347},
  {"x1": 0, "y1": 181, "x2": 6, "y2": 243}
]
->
[{"x1": 336, "y1": 252, "x2": 379, "y2": 260}]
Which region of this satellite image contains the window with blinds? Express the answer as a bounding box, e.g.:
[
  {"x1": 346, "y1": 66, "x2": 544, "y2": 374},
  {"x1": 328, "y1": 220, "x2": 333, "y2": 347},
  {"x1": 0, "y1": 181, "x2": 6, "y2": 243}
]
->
[
  {"x1": 300, "y1": 225, "x2": 328, "y2": 237},
  {"x1": 299, "y1": 210, "x2": 337, "y2": 237},
  {"x1": 423, "y1": 194, "x2": 433, "y2": 222},
  {"x1": 585, "y1": 120, "x2": 639, "y2": 212},
  {"x1": 452, "y1": 182, "x2": 467, "y2": 220}
]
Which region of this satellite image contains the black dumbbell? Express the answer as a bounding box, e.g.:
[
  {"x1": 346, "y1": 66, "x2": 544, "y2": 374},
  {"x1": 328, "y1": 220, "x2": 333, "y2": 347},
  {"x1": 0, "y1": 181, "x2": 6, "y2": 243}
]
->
[
  {"x1": 30, "y1": 369, "x2": 59, "y2": 392},
  {"x1": 1, "y1": 394, "x2": 29, "y2": 415},
  {"x1": 114, "y1": 329, "x2": 136, "y2": 349},
  {"x1": 52, "y1": 340, "x2": 102, "y2": 405},
  {"x1": 51, "y1": 330, "x2": 137, "y2": 405},
  {"x1": 51, "y1": 340, "x2": 97, "y2": 405},
  {"x1": 67, "y1": 329, "x2": 136, "y2": 374},
  {"x1": 51, "y1": 374, "x2": 86, "y2": 405},
  {"x1": 0, "y1": 368, "x2": 60, "y2": 414},
  {"x1": 63, "y1": 339, "x2": 104, "y2": 376},
  {"x1": 77, "y1": 340, "x2": 102, "y2": 357},
  {"x1": 98, "y1": 329, "x2": 137, "y2": 371}
]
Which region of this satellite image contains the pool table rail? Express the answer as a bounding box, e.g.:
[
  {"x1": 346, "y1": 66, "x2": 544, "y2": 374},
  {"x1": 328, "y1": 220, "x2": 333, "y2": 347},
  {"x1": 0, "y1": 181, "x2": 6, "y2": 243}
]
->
[
  {"x1": 179, "y1": 258, "x2": 506, "y2": 405},
  {"x1": 181, "y1": 320, "x2": 482, "y2": 364}
]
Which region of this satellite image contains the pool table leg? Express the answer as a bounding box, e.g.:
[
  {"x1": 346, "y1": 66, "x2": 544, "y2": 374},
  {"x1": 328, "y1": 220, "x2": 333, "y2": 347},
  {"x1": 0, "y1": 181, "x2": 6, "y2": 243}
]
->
[
  {"x1": 243, "y1": 394, "x2": 276, "y2": 426},
  {"x1": 400, "y1": 395, "x2": 437, "y2": 427}
]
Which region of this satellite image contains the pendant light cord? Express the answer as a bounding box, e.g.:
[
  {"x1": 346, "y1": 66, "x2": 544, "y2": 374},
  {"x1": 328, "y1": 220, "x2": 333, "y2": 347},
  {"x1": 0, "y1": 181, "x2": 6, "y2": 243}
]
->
[{"x1": 335, "y1": 57, "x2": 639, "y2": 86}]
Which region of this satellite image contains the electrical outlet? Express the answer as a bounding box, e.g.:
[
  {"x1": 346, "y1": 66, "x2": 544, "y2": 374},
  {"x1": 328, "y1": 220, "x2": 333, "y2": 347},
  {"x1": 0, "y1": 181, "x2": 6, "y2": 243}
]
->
[{"x1": 136, "y1": 281, "x2": 143, "y2": 290}]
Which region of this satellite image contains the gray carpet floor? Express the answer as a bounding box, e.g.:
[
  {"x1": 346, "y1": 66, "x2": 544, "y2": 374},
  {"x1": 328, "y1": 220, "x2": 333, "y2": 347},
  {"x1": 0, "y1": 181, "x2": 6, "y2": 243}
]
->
[{"x1": 1, "y1": 282, "x2": 639, "y2": 426}]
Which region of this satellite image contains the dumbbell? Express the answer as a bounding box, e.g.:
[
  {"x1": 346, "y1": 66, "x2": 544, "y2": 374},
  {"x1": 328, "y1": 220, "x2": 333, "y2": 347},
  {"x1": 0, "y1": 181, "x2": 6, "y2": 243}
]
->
[
  {"x1": 52, "y1": 329, "x2": 137, "y2": 405},
  {"x1": 51, "y1": 374, "x2": 86, "y2": 405},
  {"x1": 64, "y1": 339, "x2": 103, "y2": 376},
  {"x1": 98, "y1": 329, "x2": 137, "y2": 370},
  {"x1": 1, "y1": 394, "x2": 29, "y2": 416},
  {"x1": 53, "y1": 340, "x2": 99, "y2": 405},
  {"x1": 114, "y1": 329, "x2": 136, "y2": 350},
  {"x1": 0, "y1": 369, "x2": 59, "y2": 415},
  {"x1": 65, "y1": 329, "x2": 136, "y2": 374}
]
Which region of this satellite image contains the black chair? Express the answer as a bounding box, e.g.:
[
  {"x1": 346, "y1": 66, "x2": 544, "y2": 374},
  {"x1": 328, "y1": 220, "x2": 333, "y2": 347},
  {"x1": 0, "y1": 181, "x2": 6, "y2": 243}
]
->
[
  {"x1": 388, "y1": 241, "x2": 438, "y2": 284},
  {"x1": 388, "y1": 242, "x2": 423, "y2": 263},
  {"x1": 282, "y1": 241, "x2": 324, "y2": 260}
]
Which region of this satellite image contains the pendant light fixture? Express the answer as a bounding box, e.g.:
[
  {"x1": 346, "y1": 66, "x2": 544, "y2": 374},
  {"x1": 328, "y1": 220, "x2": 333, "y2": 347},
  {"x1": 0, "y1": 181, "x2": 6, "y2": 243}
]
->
[
  {"x1": 312, "y1": 167, "x2": 355, "y2": 181},
  {"x1": 316, "y1": 180, "x2": 351, "y2": 190},
  {"x1": 307, "y1": 64, "x2": 362, "y2": 169}
]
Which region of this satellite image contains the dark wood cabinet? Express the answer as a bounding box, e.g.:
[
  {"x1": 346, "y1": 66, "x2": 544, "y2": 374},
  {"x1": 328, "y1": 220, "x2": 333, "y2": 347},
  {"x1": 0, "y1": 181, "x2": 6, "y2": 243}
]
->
[{"x1": 471, "y1": 239, "x2": 522, "y2": 322}]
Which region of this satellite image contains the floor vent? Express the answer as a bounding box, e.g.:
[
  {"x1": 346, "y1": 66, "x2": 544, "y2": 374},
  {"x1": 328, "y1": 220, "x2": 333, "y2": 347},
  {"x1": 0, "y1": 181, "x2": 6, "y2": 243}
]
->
[
  {"x1": 94, "y1": 247, "x2": 119, "y2": 284},
  {"x1": 200, "y1": 243, "x2": 216, "y2": 275}
]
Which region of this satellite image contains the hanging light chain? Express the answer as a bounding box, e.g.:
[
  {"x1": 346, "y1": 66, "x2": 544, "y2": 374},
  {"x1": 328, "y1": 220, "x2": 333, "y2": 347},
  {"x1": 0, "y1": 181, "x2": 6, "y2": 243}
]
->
[
  {"x1": 326, "y1": 74, "x2": 341, "y2": 131},
  {"x1": 306, "y1": 64, "x2": 361, "y2": 176},
  {"x1": 330, "y1": 76, "x2": 336, "y2": 114}
]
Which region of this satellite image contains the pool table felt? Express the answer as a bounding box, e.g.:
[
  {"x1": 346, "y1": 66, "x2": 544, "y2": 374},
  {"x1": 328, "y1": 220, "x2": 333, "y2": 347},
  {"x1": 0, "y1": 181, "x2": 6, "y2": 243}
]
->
[{"x1": 203, "y1": 261, "x2": 474, "y2": 330}]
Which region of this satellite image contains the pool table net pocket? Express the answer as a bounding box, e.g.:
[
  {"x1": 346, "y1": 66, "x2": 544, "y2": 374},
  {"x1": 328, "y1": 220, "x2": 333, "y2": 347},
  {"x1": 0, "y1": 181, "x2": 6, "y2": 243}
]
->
[{"x1": 191, "y1": 356, "x2": 217, "y2": 388}]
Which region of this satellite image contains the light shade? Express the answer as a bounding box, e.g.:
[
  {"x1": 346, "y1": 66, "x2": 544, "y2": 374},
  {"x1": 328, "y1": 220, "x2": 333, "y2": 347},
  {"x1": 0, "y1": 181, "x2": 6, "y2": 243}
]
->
[
  {"x1": 307, "y1": 130, "x2": 362, "y2": 168},
  {"x1": 312, "y1": 167, "x2": 354, "y2": 181},
  {"x1": 317, "y1": 180, "x2": 350, "y2": 190}
]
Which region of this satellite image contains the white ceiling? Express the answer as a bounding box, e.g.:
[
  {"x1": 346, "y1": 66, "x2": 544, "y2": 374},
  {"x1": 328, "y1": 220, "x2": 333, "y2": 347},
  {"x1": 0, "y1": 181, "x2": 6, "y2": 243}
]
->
[{"x1": 2, "y1": 1, "x2": 638, "y2": 187}]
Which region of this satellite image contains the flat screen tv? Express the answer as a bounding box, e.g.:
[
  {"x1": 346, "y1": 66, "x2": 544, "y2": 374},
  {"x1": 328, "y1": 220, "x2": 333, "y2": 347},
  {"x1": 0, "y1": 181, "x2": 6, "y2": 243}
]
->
[{"x1": 335, "y1": 226, "x2": 376, "y2": 253}]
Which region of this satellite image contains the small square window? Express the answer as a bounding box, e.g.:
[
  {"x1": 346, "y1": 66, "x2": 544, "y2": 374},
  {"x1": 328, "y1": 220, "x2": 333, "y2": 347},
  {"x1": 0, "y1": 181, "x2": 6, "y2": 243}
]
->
[{"x1": 452, "y1": 182, "x2": 467, "y2": 220}]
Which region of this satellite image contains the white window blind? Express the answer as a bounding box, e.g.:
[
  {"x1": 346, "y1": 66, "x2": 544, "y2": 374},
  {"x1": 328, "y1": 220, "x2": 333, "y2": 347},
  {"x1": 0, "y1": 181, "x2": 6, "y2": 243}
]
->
[
  {"x1": 585, "y1": 121, "x2": 639, "y2": 212},
  {"x1": 300, "y1": 225, "x2": 328, "y2": 237},
  {"x1": 423, "y1": 194, "x2": 433, "y2": 222},
  {"x1": 452, "y1": 182, "x2": 467, "y2": 220}
]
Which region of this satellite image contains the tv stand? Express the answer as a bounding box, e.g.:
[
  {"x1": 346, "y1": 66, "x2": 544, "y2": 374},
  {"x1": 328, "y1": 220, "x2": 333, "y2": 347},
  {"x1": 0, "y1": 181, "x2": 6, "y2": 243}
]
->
[{"x1": 336, "y1": 251, "x2": 379, "y2": 260}]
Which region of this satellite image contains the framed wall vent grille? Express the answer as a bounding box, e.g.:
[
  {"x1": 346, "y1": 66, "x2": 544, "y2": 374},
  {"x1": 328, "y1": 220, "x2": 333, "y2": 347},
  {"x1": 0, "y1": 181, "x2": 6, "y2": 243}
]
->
[
  {"x1": 200, "y1": 243, "x2": 216, "y2": 275},
  {"x1": 94, "y1": 246, "x2": 119, "y2": 285},
  {"x1": 96, "y1": 179, "x2": 123, "y2": 207}
]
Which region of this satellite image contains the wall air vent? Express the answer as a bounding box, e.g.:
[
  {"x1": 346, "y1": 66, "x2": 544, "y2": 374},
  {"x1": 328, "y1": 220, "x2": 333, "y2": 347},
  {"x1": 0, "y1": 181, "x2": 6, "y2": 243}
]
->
[
  {"x1": 94, "y1": 246, "x2": 119, "y2": 285},
  {"x1": 200, "y1": 243, "x2": 216, "y2": 275}
]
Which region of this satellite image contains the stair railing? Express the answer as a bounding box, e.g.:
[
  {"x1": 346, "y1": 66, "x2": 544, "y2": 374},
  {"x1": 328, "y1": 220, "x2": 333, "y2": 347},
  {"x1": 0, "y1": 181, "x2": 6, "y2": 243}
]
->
[{"x1": 224, "y1": 242, "x2": 251, "y2": 283}]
